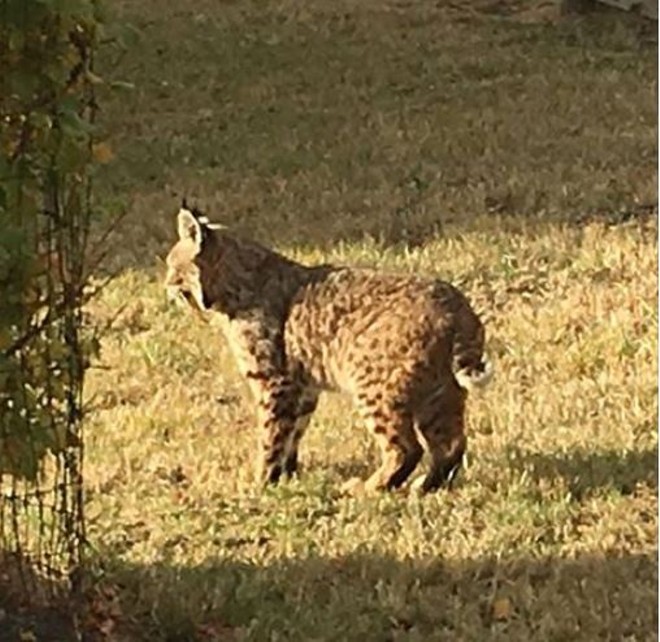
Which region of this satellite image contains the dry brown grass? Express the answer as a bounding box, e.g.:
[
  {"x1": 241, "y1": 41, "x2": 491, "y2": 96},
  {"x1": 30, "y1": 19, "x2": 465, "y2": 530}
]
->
[
  {"x1": 84, "y1": 216, "x2": 657, "y2": 640},
  {"x1": 80, "y1": 0, "x2": 658, "y2": 639}
]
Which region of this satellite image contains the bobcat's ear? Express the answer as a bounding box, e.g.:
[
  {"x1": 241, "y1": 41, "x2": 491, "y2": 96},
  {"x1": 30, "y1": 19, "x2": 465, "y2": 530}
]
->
[{"x1": 177, "y1": 207, "x2": 202, "y2": 250}]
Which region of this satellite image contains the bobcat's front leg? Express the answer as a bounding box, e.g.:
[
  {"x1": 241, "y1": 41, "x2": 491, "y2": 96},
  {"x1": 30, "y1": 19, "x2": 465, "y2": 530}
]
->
[
  {"x1": 249, "y1": 372, "x2": 300, "y2": 485},
  {"x1": 228, "y1": 315, "x2": 303, "y2": 485}
]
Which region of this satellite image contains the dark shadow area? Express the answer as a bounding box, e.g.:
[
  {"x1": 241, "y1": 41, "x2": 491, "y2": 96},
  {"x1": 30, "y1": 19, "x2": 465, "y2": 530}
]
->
[
  {"x1": 91, "y1": 549, "x2": 657, "y2": 641},
  {"x1": 506, "y1": 445, "x2": 658, "y2": 498},
  {"x1": 327, "y1": 446, "x2": 658, "y2": 501},
  {"x1": 0, "y1": 555, "x2": 78, "y2": 642},
  {"x1": 561, "y1": 0, "x2": 657, "y2": 22},
  {"x1": 93, "y1": 0, "x2": 656, "y2": 271},
  {"x1": 0, "y1": 604, "x2": 77, "y2": 642}
]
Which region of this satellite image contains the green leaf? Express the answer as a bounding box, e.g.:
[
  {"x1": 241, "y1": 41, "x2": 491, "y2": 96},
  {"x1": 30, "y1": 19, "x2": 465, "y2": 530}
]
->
[
  {"x1": 109, "y1": 80, "x2": 135, "y2": 91},
  {"x1": 58, "y1": 108, "x2": 95, "y2": 139},
  {"x1": 110, "y1": 21, "x2": 143, "y2": 49}
]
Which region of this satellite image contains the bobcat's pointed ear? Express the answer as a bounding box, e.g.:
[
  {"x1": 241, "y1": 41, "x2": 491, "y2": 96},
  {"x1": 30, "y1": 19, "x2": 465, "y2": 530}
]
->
[{"x1": 177, "y1": 207, "x2": 202, "y2": 249}]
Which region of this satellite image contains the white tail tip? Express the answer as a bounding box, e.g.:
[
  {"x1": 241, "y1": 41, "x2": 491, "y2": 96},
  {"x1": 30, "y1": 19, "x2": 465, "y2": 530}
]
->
[{"x1": 455, "y1": 357, "x2": 494, "y2": 391}]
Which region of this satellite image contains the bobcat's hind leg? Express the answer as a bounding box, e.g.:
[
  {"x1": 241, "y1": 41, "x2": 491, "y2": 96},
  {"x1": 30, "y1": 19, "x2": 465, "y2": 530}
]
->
[
  {"x1": 345, "y1": 395, "x2": 423, "y2": 495},
  {"x1": 414, "y1": 390, "x2": 467, "y2": 493}
]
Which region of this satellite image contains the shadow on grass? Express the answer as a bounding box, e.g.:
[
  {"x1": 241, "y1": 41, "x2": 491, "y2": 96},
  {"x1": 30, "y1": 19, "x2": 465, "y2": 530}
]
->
[
  {"x1": 97, "y1": 549, "x2": 657, "y2": 641},
  {"x1": 94, "y1": 0, "x2": 657, "y2": 271},
  {"x1": 0, "y1": 554, "x2": 78, "y2": 642},
  {"x1": 0, "y1": 604, "x2": 77, "y2": 642},
  {"x1": 328, "y1": 445, "x2": 658, "y2": 500},
  {"x1": 506, "y1": 445, "x2": 658, "y2": 498}
]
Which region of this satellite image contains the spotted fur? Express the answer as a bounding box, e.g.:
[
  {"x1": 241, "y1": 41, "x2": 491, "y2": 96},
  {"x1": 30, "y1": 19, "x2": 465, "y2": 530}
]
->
[{"x1": 165, "y1": 205, "x2": 492, "y2": 493}]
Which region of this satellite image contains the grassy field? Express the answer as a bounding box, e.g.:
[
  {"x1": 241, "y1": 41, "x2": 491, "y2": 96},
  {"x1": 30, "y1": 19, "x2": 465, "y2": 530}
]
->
[{"x1": 81, "y1": 1, "x2": 658, "y2": 640}]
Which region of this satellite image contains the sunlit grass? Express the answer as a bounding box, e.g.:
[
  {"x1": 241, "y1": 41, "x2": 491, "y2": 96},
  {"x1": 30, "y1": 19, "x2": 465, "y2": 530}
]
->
[{"x1": 84, "y1": 217, "x2": 657, "y2": 640}]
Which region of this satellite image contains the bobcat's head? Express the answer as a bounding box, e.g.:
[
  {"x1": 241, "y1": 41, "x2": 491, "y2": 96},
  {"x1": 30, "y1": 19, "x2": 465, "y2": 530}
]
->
[{"x1": 164, "y1": 205, "x2": 222, "y2": 314}]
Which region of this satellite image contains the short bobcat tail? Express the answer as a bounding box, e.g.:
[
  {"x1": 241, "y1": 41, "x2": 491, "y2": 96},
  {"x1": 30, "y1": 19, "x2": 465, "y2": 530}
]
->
[
  {"x1": 454, "y1": 357, "x2": 493, "y2": 391},
  {"x1": 451, "y1": 328, "x2": 494, "y2": 392}
]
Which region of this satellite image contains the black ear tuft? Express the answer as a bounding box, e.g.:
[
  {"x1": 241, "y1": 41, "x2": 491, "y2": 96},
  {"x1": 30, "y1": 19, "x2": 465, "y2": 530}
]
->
[{"x1": 180, "y1": 198, "x2": 206, "y2": 221}]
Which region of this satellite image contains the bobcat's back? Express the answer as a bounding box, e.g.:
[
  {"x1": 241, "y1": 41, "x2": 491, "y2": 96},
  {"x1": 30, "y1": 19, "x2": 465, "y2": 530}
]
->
[{"x1": 285, "y1": 267, "x2": 489, "y2": 395}]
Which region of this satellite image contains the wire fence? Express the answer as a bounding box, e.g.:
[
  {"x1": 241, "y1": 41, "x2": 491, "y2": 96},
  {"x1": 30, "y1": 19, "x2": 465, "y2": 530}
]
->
[
  {"x1": 0, "y1": 460, "x2": 85, "y2": 600},
  {"x1": 0, "y1": 0, "x2": 102, "y2": 620}
]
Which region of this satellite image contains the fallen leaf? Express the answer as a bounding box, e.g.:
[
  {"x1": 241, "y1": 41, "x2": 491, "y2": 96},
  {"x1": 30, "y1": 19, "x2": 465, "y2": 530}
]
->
[
  {"x1": 92, "y1": 142, "x2": 114, "y2": 164},
  {"x1": 99, "y1": 617, "x2": 116, "y2": 636},
  {"x1": 196, "y1": 622, "x2": 239, "y2": 641},
  {"x1": 491, "y1": 597, "x2": 513, "y2": 621}
]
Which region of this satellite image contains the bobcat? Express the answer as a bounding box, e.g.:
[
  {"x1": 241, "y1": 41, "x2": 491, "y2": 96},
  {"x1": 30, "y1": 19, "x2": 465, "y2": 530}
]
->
[{"x1": 165, "y1": 204, "x2": 492, "y2": 494}]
